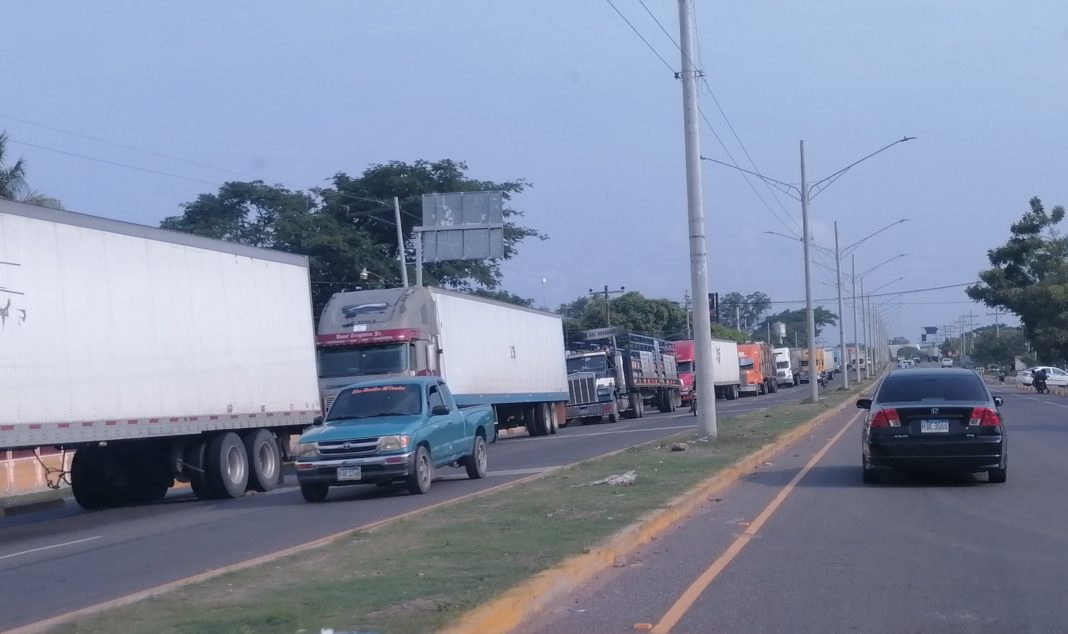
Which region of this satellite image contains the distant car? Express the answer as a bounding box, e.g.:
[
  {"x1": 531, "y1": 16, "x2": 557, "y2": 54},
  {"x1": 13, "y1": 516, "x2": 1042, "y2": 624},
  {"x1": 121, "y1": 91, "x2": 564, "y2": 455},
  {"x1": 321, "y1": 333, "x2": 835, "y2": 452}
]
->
[
  {"x1": 940, "y1": 358, "x2": 954, "y2": 368},
  {"x1": 857, "y1": 368, "x2": 1006, "y2": 484}
]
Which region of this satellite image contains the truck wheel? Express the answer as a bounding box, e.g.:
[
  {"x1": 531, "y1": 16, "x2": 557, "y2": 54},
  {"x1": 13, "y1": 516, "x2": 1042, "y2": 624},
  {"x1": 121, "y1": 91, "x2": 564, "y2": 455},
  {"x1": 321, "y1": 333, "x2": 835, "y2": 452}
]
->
[
  {"x1": 71, "y1": 448, "x2": 106, "y2": 510},
  {"x1": 205, "y1": 432, "x2": 249, "y2": 499},
  {"x1": 536, "y1": 403, "x2": 551, "y2": 436},
  {"x1": 464, "y1": 435, "x2": 488, "y2": 479},
  {"x1": 637, "y1": 398, "x2": 645, "y2": 418},
  {"x1": 549, "y1": 405, "x2": 559, "y2": 435},
  {"x1": 770, "y1": 380, "x2": 779, "y2": 393},
  {"x1": 300, "y1": 482, "x2": 329, "y2": 503},
  {"x1": 657, "y1": 389, "x2": 670, "y2": 413},
  {"x1": 243, "y1": 429, "x2": 281, "y2": 492},
  {"x1": 407, "y1": 446, "x2": 433, "y2": 494},
  {"x1": 183, "y1": 438, "x2": 215, "y2": 501}
]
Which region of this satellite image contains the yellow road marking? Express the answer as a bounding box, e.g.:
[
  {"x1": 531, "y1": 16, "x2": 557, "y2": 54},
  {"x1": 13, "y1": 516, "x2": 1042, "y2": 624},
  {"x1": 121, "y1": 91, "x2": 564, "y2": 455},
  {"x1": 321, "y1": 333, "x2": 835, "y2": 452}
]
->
[{"x1": 651, "y1": 408, "x2": 863, "y2": 633}]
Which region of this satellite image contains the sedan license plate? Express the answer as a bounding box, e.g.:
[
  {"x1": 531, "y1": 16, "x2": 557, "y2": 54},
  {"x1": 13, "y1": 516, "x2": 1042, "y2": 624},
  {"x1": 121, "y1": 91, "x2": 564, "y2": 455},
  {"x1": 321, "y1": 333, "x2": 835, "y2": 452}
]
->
[
  {"x1": 337, "y1": 466, "x2": 362, "y2": 481},
  {"x1": 920, "y1": 419, "x2": 950, "y2": 433}
]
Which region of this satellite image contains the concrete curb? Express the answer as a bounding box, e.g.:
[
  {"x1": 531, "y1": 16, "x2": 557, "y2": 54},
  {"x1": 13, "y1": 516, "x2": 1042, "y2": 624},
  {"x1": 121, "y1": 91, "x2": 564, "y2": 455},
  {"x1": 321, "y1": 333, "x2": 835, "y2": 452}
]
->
[
  {"x1": 439, "y1": 388, "x2": 873, "y2": 634},
  {"x1": 0, "y1": 497, "x2": 68, "y2": 518}
]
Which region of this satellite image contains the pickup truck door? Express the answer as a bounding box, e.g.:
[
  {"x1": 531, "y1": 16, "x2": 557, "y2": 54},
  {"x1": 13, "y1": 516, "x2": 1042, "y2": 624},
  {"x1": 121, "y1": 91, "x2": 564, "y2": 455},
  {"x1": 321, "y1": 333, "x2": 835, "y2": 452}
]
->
[
  {"x1": 427, "y1": 385, "x2": 465, "y2": 462},
  {"x1": 438, "y1": 383, "x2": 469, "y2": 459}
]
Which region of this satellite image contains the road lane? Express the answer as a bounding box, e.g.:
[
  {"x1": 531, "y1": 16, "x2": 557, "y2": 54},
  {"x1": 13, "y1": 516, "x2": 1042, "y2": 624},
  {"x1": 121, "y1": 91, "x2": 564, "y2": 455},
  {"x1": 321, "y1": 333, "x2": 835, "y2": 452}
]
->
[
  {"x1": 521, "y1": 386, "x2": 1068, "y2": 634},
  {"x1": 0, "y1": 382, "x2": 815, "y2": 631}
]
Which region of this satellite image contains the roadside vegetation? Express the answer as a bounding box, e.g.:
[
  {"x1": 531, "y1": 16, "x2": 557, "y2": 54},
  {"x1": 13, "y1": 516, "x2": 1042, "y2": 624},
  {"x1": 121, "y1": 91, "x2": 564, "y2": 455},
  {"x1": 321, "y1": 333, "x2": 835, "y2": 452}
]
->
[{"x1": 52, "y1": 380, "x2": 872, "y2": 634}]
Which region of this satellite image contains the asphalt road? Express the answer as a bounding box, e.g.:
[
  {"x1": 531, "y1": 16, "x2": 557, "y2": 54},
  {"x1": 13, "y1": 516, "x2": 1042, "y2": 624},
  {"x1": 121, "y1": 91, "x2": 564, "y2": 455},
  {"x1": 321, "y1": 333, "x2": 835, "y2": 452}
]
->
[
  {"x1": 520, "y1": 380, "x2": 1068, "y2": 634},
  {"x1": 0, "y1": 381, "x2": 819, "y2": 631}
]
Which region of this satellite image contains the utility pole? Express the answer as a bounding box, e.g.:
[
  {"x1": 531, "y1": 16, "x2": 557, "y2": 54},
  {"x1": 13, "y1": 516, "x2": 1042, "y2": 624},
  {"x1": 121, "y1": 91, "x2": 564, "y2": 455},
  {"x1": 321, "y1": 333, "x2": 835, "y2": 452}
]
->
[
  {"x1": 860, "y1": 278, "x2": 869, "y2": 380},
  {"x1": 392, "y1": 197, "x2": 409, "y2": 287},
  {"x1": 834, "y1": 221, "x2": 848, "y2": 389},
  {"x1": 800, "y1": 141, "x2": 819, "y2": 402},
  {"x1": 683, "y1": 290, "x2": 693, "y2": 339},
  {"x1": 589, "y1": 285, "x2": 625, "y2": 327},
  {"x1": 678, "y1": 0, "x2": 717, "y2": 438},
  {"x1": 988, "y1": 308, "x2": 1003, "y2": 338},
  {"x1": 852, "y1": 254, "x2": 860, "y2": 384}
]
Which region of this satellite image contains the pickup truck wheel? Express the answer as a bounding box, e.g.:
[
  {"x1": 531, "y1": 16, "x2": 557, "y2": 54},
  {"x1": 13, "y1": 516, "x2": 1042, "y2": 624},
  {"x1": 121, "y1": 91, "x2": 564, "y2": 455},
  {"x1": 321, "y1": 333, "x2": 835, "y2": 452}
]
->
[
  {"x1": 407, "y1": 446, "x2": 433, "y2": 494},
  {"x1": 465, "y1": 436, "x2": 488, "y2": 479},
  {"x1": 205, "y1": 432, "x2": 249, "y2": 499},
  {"x1": 300, "y1": 482, "x2": 329, "y2": 503},
  {"x1": 243, "y1": 429, "x2": 281, "y2": 492}
]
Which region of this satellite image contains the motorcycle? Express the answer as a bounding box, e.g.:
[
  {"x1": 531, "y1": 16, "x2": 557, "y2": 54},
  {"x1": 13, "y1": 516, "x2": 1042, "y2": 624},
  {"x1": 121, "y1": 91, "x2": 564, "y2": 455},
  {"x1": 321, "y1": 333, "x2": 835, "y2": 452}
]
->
[
  {"x1": 1034, "y1": 376, "x2": 1049, "y2": 394},
  {"x1": 998, "y1": 372, "x2": 1006, "y2": 383},
  {"x1": 817, "y1": 371, "x2": 829, "y2": 389}
]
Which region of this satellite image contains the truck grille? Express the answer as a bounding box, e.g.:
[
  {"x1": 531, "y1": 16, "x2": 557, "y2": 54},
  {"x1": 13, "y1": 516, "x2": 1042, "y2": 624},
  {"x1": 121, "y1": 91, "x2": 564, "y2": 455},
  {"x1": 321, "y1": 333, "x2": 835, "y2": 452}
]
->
[
  {"x1": 317, "y1": 437, "x2": 379, "y2": 457},
  {"x1": 568, "y1": 372, "x2": 597, "y2": 406}
]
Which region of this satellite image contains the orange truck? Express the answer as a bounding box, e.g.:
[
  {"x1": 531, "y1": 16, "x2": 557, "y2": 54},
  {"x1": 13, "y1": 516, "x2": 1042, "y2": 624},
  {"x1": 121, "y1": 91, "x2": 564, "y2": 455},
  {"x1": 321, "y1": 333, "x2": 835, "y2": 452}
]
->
[{"x1": 738, "y1": 342, "x2": 778, "y2": 396}]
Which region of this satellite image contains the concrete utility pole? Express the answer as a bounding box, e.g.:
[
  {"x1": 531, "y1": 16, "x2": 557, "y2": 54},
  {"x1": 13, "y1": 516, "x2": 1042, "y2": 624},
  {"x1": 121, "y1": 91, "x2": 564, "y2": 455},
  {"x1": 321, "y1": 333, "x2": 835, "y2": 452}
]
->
[
  {"x1": 589, "y1": 285, "x2": 626, "y2": 327},
  {"x1": 852, "y1": 254, "x2": 860, "y2": 384},
  {"x1": 860, "y1": 278, "x2": 869, "y2": 380},
  {"x1": 800, "y1": 141, "x2": 819, "y2": 402},
  {"x1": 834, "y1": 221, "x2": 848, "y2": 389},
  {"x1": 988, "y1": 308, "x2": 1003, "y2": 338},
  {"x1": 393, "y1": 197, "x2": 409, "y2": 287},
  {"x1": 678, "y1": 0, "x2": 717, "y2": 438}
]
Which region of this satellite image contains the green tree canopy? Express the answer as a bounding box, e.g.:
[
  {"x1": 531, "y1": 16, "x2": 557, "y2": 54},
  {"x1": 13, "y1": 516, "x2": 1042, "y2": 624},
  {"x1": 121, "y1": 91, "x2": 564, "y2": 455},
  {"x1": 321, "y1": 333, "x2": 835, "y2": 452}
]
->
[
  {"x1": 0, "y1": 132, "x2": 62, "y2": 208},
  {"x1": 969, "y1": 328, "x2": 1028, "y2": 368},
  {"x1": 160, "y1": 160, "x2": 545, "y2": 316},
  {"x1": 896, "y1": 345, "x2": 922, "y2": 359},
  {"x1": 757, "y1": 307, "x2": 837, "y2": 347},
  {"x1": 968, "y1": 196, "x2": 1068, "y2": 363},
  {"x1": 718, "y1": 291, "x2": 771, "y2": 330}
]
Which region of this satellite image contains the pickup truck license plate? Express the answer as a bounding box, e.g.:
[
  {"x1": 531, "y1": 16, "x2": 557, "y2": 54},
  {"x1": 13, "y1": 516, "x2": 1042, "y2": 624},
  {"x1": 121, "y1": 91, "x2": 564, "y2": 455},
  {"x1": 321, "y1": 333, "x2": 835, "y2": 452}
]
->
[
  {"x1": 920, "y1": 419, "x2": 950, "y2": 433},
  {"x1": 337, "y1": 466, "x2": 362, "y2": 481}
]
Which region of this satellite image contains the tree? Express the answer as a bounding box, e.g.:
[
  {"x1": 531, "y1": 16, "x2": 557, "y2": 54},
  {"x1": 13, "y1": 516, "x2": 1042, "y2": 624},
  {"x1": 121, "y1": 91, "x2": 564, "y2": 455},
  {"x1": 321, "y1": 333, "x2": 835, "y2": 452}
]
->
[
  {"x1": 970, "y1": 328, "x2": 1028, "y2": 368},
  {"x1": 468, "y1": 288, "x2": 534, "y2": 307},
  {"x1": 160, "y1": 161, "x2": 546, "y2": 316},
  {"x1": 557, "y1": 291, "x2": 688, "y2": 339},
  {"x1": 890, "y1": 336, "x2": 910, "y2": 345},
  {"x1": 757, "y1": 307, "x2": 837, "y2": 347},
  {"x1": 711, "y1": 323, "x2": 748, "y2": 344},
  {"x1": 717, "y1": 291, "x2": 771, "y2": 331},
  {"x1": 0, "y1": 132, "x2": 62, "y2": 208},
  {"x1": 896, "y1": 345, "x2": 922, "y2": 360},
  {"x1": 968, "y1": 197, "x2": 1068, "y2": 363}
]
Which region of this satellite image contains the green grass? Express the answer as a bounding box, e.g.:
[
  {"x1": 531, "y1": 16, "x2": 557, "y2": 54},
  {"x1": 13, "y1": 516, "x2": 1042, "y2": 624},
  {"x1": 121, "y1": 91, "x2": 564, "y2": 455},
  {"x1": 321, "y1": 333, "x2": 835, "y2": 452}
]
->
[{"x1": 50, "y1": 381, "x2": 871, "y2": 634}]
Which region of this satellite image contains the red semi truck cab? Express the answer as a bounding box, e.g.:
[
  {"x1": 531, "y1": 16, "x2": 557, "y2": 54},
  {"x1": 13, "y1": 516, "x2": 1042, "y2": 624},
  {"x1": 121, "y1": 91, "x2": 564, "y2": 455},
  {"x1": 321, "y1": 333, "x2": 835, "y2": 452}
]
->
[{"x1": 675, "y1": 340, "x2": 696, "y2": 405}]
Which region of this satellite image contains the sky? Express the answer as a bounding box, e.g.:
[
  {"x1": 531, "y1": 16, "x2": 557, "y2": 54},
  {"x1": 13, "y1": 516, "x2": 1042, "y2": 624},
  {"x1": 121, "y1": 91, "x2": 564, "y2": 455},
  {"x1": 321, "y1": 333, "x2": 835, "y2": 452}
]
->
[{"x1": 3, "y1": 0, "x2": 1066, "y2": 344}]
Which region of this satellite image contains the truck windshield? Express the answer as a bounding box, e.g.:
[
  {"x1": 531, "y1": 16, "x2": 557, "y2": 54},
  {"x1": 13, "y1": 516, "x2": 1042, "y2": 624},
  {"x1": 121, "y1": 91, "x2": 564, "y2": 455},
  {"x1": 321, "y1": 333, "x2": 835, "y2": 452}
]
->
[
  {"x1": 776, "y1": 361, "x2": 789, "y2": 369},
  {"x1": 326, "y1": 384, "x2": 422, "y2": 421},
  {"x1": 318, "y1": 343, "x2": 408, "y2": 379},
  {"x1": 676, "y1": 361, "x2": 693, "y2": 374},
  {"x1": 567, "y1": 355, "x2": 607, "y2": 376},
  {"x1": 739, "y1": 358, "x2": 755, "y2": 370}
]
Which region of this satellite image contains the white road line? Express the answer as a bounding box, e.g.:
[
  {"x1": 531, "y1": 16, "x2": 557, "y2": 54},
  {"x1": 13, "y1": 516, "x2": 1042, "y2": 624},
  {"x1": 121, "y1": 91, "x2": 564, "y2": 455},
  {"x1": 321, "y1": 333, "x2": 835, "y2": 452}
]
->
[
  {"x1": 0, "y1": 536, "x2": 102, "y2": 561},
  {"x1": 559, "y1": 424, "x2": 698, "y2": 439},
  {"x1": 1015, "y1": 394, "x2": 1068, "y2": 409},
  {"x1": 487, "y1": 467, "x2": 558, "y2": 477}
]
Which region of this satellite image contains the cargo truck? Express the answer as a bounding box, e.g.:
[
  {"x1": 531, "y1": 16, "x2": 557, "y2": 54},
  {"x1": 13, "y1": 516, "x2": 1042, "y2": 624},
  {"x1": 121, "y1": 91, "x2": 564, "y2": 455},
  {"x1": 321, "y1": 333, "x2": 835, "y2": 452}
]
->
[
  {"x1": 316, "y1": 286, "x2": 568, "y2": 438},
  {"x1": 773, "y1": 347, "x2": 795, "y2": 388},
  {"x1": 676, "y1": 338, "x2": 741, "y2": 403},
  {"x1": 0, "y1": 200, "x2": 321, "y2": 509},
  {"x1": 798, "y1": 348, "x2": 826, "y2": 383},
  {"x1": 565, "y1": 329, "x2": 681, "y2": 424},
  {"x1": 738, "y1": 343, "x2": 777, "y2": 395}
]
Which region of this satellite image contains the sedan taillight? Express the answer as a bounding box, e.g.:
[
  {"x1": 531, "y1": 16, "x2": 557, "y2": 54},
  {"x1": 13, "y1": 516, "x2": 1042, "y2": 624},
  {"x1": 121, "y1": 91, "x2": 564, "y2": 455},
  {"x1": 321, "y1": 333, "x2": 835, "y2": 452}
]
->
[
  {"x1": 969, "y1": 407, "x2": 1001, "y2": 428},
  {"x1": 870, "y1": 408, "x2": 901, "y2": 428}
]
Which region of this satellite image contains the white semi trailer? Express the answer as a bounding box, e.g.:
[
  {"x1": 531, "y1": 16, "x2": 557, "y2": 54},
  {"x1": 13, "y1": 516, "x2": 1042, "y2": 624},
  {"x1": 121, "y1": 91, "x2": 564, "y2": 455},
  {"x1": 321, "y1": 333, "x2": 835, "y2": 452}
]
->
[{"x1": 0, "y1": 200, "x2": 321, "y2": 509}]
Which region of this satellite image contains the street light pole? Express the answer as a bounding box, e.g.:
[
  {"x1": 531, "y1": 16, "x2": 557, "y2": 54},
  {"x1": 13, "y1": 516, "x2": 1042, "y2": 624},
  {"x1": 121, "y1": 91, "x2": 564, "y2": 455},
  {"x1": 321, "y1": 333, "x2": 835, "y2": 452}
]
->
[
  {"x1": 393, "y1": 197, "x2": 409, "y2": 287},
  {"x1": 800, "y1": 141, "x2": 818, "y2": 402},
  {"x1": 678, "y1": 0, "x2": 717, "y2": 438},
  {"x1": 860, "y1": 278, "x2": 869, "y2": 380},
  {"x1": 852, "y1": 254, "x2": 860, "y2": 384},
  {"x1": 834, "y1": 221, "x2": 848, "y2": 390}
]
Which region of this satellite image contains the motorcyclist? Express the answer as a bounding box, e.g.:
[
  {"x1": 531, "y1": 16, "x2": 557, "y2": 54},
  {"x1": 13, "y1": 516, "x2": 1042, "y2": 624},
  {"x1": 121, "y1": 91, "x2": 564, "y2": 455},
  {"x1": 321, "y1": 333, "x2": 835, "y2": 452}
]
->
[{"x1": 1033, "y1": 367, "x2": 1048, "y2": 393}]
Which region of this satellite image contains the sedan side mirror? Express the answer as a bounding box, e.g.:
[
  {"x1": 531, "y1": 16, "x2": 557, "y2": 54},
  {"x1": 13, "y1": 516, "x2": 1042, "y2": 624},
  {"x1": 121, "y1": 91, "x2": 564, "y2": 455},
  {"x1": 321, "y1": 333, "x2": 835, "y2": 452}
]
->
[
  {"x1": 856, "y1": 398, "x2": 872, "y2": 410},
  {"x1": 312, "y1": 415, "x2": 324, "y2": 426},
  {"x1": 994, "y1": 396, "x2": 1004, "y2": 407},
  {"x1": 431, "y1": 405, "x2": 450, "y2": 417}
]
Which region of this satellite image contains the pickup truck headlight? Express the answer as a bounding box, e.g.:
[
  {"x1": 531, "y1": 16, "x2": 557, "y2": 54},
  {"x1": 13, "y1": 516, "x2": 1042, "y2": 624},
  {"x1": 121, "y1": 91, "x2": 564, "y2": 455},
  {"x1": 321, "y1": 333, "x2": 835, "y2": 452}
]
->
[
  {"x1": 377, "y1": 435, "x2": 411, "y2": 452},
  {"x1": 298, "y1": 443, "x2": 319, "y2": 458}
]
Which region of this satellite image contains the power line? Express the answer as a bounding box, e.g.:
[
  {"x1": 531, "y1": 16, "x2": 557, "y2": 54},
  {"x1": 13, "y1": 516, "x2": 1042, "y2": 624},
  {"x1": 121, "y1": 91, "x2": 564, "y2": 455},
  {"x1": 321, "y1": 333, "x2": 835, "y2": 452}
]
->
[
  {"x1": 765, "y1": 282, "x2": 977, "y2": 305},
  {"x1": 0, "y1": 113, "x2": 261, "y2": 179},
  {"x1": 603, "y1": 0, "x2": 676, "y2": 73}
]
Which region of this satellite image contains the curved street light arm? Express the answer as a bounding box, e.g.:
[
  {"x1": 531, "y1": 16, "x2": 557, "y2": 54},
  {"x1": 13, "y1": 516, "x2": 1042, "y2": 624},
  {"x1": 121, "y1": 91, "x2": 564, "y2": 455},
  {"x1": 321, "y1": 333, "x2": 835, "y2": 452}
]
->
[
  {"x1": 842, "y1": 218, "x2": 910, "y2": 256},
  {"x1": 808, "y1": 136, "x2": 916, "y2": 201}
]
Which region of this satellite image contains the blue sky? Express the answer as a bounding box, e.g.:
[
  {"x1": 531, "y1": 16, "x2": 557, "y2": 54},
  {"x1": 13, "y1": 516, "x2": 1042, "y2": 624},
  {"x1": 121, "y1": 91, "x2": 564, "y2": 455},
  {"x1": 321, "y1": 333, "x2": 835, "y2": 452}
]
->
[{"x1": 4, "y1": 1, "x2": 1066, "y2": 342}]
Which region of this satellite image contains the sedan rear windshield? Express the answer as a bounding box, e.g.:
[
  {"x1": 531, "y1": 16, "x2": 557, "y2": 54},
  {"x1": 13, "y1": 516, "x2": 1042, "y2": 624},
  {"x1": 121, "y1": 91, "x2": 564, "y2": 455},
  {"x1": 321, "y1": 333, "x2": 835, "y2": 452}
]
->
[{"x1": 876, "y1": 374, "x2": 987, "y2": 403}]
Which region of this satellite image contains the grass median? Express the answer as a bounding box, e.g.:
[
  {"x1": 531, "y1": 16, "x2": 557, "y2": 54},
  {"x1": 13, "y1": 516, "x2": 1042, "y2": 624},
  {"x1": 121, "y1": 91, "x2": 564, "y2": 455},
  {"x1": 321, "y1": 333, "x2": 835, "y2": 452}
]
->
[{"x1": 51, "y1": 380, "x2": 871, "y2": 634}]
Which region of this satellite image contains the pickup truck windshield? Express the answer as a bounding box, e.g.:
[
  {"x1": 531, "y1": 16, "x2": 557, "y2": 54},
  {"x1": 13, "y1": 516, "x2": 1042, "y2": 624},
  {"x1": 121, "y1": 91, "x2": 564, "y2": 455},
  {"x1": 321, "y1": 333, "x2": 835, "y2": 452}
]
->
[
  {"x1": 318, "y1": 343, "x2": 408, "y2": 379},
  {"x1": 326, "y1": 384, "x2": 422, "y2": 421}
]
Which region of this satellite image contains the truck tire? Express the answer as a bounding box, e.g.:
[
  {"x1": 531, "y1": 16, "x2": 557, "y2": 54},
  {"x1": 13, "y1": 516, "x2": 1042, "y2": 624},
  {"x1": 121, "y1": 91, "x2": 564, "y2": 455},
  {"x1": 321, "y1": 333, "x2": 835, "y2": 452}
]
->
[
  {"x1": 637, "y1": 397, "x2": 645, "y2": 418},
  {"x1": 549, "y1": 405, "x2": 559, "y2": 435},
  {"x1": 183, "y1": 438, "x2": 215, "y2": 501},
  {"x1": 536, "y1": 403, "x2": 551, "y2": 436},
  {"x1": 464, "y1": 435, "x2": 488, "y2": 479},
  {"x1": 770, "y1": 380, "x2": 779, "y2": 393},
  {"x1": 71, "y1": 448, "x2": 107, "y2": 510},
  {"x1": 407, "y1": 445, "x2": 433, "y2": 494},
  {"x1": 657, "y1": 389, "x2": 671, "y2": 414},
  {"x1": 205, "y1": 432, "x2": 249, "y2": 499},
  {"x1": 243, "y1": 429, "x2": 281, "y2": 492},
  {"x1": 300, "y1": 482, "x2": 329, "y2": 503},
  {"x1": 729, "y1": 385, "x2": 739, "y2": 400}
]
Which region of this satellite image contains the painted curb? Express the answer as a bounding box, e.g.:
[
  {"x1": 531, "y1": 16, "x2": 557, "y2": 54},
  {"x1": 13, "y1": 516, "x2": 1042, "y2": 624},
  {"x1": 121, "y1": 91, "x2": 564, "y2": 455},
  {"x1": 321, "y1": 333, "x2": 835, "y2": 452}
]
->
[{"x1": 439, "y1": 387, "x2": 874, "y2": 634}]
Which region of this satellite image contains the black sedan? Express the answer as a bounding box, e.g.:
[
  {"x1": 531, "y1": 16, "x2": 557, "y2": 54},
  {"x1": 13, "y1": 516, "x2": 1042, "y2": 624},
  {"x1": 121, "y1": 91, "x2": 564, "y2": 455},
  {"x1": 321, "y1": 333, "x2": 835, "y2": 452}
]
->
[{"x1": 857, "y1": 368, "x2": 1006, "y2": 484}]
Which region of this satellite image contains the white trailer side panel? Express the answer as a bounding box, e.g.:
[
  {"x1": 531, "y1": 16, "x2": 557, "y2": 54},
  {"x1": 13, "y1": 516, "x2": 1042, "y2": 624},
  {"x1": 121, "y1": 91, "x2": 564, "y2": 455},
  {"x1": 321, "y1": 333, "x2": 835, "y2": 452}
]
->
[
  {"x1": 0, "y1": 203, "x2": 320, "y2": 444},
  {"x1": 431, "y1": 290, "x2": 568, "y2": 404},
  {"x1": 709, "y1": 339, "x2": 741, "y2": 386}
]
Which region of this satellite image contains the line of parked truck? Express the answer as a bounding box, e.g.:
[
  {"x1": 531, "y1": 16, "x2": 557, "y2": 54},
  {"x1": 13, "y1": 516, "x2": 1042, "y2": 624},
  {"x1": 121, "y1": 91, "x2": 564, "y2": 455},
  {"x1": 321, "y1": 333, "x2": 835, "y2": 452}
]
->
[{"x1": 0, "y1": 200, "x2": 847, "y2": 509}]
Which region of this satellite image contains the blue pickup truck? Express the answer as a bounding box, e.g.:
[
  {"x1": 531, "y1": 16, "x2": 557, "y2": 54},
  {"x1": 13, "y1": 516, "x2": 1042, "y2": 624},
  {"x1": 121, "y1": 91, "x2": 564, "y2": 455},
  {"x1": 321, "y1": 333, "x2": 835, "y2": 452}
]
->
[{"x1": 296, "y1": 377, "x2": 495, "y2": 502}]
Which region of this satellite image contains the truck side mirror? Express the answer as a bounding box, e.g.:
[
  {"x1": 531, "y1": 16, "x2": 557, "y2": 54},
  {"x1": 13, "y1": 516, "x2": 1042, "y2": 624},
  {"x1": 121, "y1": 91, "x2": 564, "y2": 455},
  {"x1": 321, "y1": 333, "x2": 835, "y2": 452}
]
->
[
  {"x1": 312, "y1": 416, "x2": 324, "y2": 426},
  {"x1": 431, "y1": 405, "x2": 450, "y2": 416}
]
